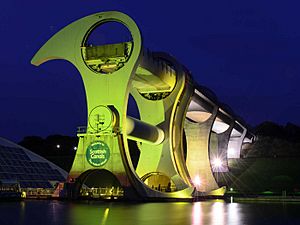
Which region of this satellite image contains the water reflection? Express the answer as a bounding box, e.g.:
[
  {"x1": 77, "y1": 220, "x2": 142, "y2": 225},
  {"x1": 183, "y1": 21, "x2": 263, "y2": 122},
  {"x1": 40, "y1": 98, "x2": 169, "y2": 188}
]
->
[
  {"x1": 2, "y1": 200, "x2": 300, "y2": 225},
  {"x1": 211, "y1": 201, "x2": 225, "y2": 225},
  {"x1": 192, "y1": 202, "x2": 202, "y2": 225},
  {"x1": 227, "y1": 203, "x2": 241, "y2": 225},
  {"x1": 100, "y1": 208, "x2": 109, "y2": 225},
  {"x1": 50, "y1": 201, "x2": 65, "y2": 224},
  {"x1": 19, "y1": 200, "x2": 26, "y2": 225}
]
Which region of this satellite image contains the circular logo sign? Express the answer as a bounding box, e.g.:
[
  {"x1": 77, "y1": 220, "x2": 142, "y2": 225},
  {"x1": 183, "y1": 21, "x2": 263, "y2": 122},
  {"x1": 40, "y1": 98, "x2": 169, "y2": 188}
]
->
[
  {"x1": 88, "y1": 105, "x2": 114, "y2": 132},
  {"x1": 86, "y1": 141, "x2": 110, "y2": 167}
]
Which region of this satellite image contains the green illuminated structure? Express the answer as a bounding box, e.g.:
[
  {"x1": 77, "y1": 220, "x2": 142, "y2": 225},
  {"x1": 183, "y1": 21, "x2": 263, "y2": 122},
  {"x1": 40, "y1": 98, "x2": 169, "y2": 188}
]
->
[{"x1": 31, "y1": 11, "x2": 255, "y2": 200}]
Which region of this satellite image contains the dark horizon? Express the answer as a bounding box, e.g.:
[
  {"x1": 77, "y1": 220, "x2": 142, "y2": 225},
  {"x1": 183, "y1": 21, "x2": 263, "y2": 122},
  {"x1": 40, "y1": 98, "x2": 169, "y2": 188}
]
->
[{"x1": 1, "y1": 1, "x2": 300, "y2": 142}]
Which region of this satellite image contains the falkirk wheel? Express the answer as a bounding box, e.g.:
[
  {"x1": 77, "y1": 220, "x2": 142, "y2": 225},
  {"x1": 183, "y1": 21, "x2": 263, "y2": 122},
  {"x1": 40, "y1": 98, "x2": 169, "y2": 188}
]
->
[{"x1": 31, "y1": 11, "x2": 255, "y2": 200}]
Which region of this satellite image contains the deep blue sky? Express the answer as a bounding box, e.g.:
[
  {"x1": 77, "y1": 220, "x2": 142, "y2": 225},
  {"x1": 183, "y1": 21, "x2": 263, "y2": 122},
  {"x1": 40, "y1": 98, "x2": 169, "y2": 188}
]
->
[{"x1": 0, "y1": 1, "x2": 300, "y2": 142}]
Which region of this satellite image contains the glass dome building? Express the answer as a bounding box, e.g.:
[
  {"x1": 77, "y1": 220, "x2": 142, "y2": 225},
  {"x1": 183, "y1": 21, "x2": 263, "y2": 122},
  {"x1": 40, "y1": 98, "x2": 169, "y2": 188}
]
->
[{"x1": 0, "y1": 137, "x2": 67, "y2": 191}]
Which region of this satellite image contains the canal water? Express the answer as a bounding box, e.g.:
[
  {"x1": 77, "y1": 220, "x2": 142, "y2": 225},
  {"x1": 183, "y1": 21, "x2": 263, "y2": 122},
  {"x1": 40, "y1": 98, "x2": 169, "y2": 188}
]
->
[{"x1": 1, "y1": 199, "x2": 300, "y2": 225}]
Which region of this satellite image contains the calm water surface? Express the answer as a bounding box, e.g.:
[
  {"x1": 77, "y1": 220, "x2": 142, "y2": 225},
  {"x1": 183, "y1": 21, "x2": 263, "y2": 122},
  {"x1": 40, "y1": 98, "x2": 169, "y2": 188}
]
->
[{"x1": 1, "y1": 199, "x2": 300, "y2": 225}]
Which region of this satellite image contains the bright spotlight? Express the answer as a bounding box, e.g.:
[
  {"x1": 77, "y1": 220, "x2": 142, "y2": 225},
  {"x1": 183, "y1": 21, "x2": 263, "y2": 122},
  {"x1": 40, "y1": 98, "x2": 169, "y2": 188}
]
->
[
  {"x1": 194, "y1": 175, "x2": 201, "y2": 186},
  {"x1": 212, "y1": 158, "x2": 223, "y2": 168},
  {"x1": 56, "y1": 144, "x2": 61, "y2": 149}
]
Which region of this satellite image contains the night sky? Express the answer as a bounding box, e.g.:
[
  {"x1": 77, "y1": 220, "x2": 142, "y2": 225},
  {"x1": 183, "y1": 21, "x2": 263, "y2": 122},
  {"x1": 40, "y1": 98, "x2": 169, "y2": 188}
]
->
[{"x1": 0, "y1": 1, "x2": 299, "y2": 142}]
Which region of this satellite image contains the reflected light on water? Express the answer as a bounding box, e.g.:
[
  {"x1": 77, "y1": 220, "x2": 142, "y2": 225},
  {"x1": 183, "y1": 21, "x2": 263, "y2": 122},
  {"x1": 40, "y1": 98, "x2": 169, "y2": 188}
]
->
[
  {"x1": 192, "y1": 202, "x2": 202, "y2": 225},
  {"x1": 227, "y1": 203, "x2": 241, "y2": 225},
  {"x1": 20, "y1": 200, "x2": 26, "y2": 225},
  {"x1": 101, "y1": 208, "x2": 110, "y2": 225},
  {"x1": 50, "y1": 201, "x2": 64, "y2": 224},
  {"x1": 4, "y1": 200, "x2": 300, "y2": 225},
  {"x1": 211, "y1": 202, "x2": 225, "y2": 225}
]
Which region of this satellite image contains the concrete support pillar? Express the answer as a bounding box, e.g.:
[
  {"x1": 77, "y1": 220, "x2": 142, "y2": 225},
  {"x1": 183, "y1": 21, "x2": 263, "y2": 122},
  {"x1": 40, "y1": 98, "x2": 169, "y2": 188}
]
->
[
  {"x1": 212, "y1": 121, "x2": 234, "y2": 172},
  {"x1": 184, "y1": 106, "x2": 219, "y2": 193},
  {"x1": 228, "y1": 126, "x2": 247, "y2": 159}
]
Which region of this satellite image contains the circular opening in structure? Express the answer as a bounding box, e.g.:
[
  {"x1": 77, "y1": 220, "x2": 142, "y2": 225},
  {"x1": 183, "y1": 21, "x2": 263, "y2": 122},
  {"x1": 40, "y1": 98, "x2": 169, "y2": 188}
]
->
[
  {"x1": 126, "y1": 95, "x2": 141, "y2": 169},
  {"x1": 127, "y1": 94, "x2": 140, "y2": 119},
  {"x1": 185, "y1": 96, "x2": 213, "y2": 124},
  {"x1": 141, "y1": 172, "x2": 176, "y2": 192},
  {"x1": 82, "y1": 21, "x2": 133, "y2": 74},
  {"x1": 185, "y1": 111, "x2": 212, "y2": 124},
  {"x1": 127, "y1": 95, "x2": 178, "y2": 192},
  {"x1": 137, "y1": 56, "x2": 177, "y2": 101},
  {"x1": 78, "y1": 169, "x2": 123, "y2": 199},
  {"x1": 88, "y1": 105, "x2": 115, "y2": 133},
  {"x1": 182, "y1": 129, "x2": 187, "y2": 162}
]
